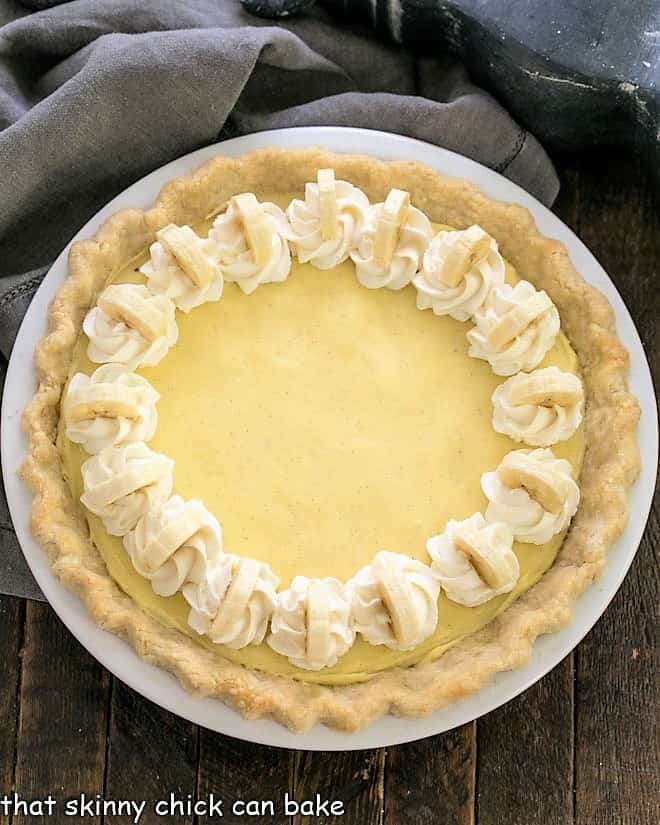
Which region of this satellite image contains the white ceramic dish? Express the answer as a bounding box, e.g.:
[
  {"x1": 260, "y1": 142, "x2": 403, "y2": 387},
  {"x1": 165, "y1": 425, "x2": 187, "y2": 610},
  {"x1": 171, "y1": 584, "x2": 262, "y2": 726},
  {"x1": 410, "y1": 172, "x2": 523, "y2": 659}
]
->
[{"x1": 2, "y1": 127, "x2": 656, "y2": 751}]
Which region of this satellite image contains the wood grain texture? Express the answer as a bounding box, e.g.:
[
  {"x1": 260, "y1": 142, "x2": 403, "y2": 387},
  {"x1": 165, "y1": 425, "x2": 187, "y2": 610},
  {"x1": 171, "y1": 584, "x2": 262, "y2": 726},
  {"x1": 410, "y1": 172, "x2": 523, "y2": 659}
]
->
[
  {"x1": 477, "y1": 657, "x2": 575, "y2": 825},
  {"x1": 12, "y1": 600, "x2": 109, "y2": 825},
  {"x1": 197, "y1": 733, "x2": 294, "y2": 825},
  {"x1": 292, "y1": 748, "x2": 385, "y2": 825},
  {"x1": 574, "y1": 531, "x2": 659, "y2": 825},
  {"x1": 103, "y1": 681, "x2": 198, "y2": 825},
  {"x1": 384, "y1": 724, "x2": 475, "y2": 825},
  {"x1": 554, "y1": 151, "x2": 660, "y2": 342},
  {"x1": 0, "y1": 597, "x2": 24, "y2": 796}
]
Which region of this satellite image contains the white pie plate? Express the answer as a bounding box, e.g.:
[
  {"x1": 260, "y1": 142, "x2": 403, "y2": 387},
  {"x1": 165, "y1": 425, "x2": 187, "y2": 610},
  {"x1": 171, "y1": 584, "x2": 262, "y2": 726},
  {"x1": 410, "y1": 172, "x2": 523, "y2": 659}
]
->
[{"x1": 2, "y1": 127, "x2": 657, "y2": 751}]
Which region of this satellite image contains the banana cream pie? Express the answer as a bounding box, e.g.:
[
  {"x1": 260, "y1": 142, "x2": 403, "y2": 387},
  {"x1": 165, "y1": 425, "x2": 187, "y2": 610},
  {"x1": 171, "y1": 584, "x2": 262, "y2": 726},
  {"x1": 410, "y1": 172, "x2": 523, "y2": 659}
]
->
[{"x1": 21, "y1": 148, "x2": 640, "y2": 731}]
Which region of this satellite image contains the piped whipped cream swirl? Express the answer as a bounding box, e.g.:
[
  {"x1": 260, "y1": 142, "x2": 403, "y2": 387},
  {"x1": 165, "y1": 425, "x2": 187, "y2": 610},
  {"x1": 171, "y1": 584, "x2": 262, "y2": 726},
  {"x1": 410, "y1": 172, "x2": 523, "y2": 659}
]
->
[
  {"x1": 123, "y1": 495, "x2": 222, "y2": 597},
  {"x1": 492, "y1": 367, "x2": 584, "y2": 446},
  {"x1": 83, "y1": 284, "x2": 178, "y2": 370},
  {"x1": 348, "y1": 551, "x2": 440, "y2": 651},
  {"x1": 80, "y1": 442, "x2": 173, "y2": 536},
  {"x1": 413, "y1": 230, "x2": 505, "y2": 320},
  {"x1": 467, "y1": 280, "x2": 560, "y2": 376},
  {"x1": 351, "y1": 202, "x2": 432, "y2": 289},
  {"x1": 208, "y1": 196, "x2": 291, "y2": 295},
  {"x1": 140, "y1": 225, "x2": 222, "y2": 312},
  {"x1": 286, "y1": 178, "x2": 370, "y2": 269},
  {"x1": 481, "y1": 448, "x2": 580, "y2": 544},
  {"x1": 183, "y1": 554, "x2": 279, "y2": 649},
  {"x1": 427, "y1": 513, "x2": 519, "y2": 607},
  {"x1": 267, "y1": 576, "x2": 355, "y2": 670},
  {"x1": 64, "y1": 364, "x2": 159, "y2": 455}
]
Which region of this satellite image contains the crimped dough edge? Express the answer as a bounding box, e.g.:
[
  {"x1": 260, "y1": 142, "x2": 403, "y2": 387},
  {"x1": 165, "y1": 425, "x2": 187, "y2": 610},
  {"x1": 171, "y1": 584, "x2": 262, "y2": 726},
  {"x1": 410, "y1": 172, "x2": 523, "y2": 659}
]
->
[{"x1": 20, "y1": 147, "x2": 641, "y2": 732}]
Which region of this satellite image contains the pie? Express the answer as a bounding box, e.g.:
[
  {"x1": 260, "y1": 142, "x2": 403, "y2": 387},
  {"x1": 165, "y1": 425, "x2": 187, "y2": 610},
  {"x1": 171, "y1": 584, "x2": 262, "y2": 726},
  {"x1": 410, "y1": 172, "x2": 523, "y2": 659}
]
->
[{"x1": 21, "y1": 147, "x2": 640, "y2": 731}]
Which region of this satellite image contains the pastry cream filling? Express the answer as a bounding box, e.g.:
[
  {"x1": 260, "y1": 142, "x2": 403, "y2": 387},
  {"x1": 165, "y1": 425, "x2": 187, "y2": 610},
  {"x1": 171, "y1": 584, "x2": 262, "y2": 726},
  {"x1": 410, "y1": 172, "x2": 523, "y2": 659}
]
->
[{"x1": 59, "y1": 193, "x2": 584, "y2": 685}]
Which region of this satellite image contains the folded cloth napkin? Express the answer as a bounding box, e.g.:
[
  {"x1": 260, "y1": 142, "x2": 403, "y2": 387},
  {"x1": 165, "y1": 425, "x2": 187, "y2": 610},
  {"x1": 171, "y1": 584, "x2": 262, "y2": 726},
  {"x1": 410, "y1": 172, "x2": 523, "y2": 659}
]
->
[{"x1": 0, "y1": 0, "x2": 559, "y2": 601}]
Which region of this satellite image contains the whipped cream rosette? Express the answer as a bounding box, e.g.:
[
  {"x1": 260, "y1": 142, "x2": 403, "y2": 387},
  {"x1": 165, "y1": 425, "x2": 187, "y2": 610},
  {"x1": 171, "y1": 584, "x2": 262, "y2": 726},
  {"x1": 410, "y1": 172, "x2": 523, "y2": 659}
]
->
[
  {"x1": 481, "y1": 448, "x2": 580, "y2": 544},
  {"x1": 63, "y1": 364, "x2": 159, "y2": 455},
  {"x1": 285, "y1": 168, "x2": 370, "y2": 269},
  {"x1": 83, "y1": 283, "x2": 178, "y2": 370},
  {"x1": 492, "y1": 366, "x2": 584, "y2": 446},
  {"x1": 80, "y1": 442, "x2": 174, "y2": 536},
  {"x1": 348, "y1": 550, "x2": 440, "y2": 651},
  {"x1": 140, "y1": 224, "x2": 222, "y2": 312},
  {"x1": 208, "y1": 193, "x2": 291, "y2": 295},
  {"x1": 350, "y1": 188, "x2": 432, "y2": 289},
  {"x1": 427, "y1": 513, "x2": 519, "y2": 607},
  {"x1": 123, "y1": 495, "x2": 222, "y2": 597},
  {"x1": 183, "y1": 554, "x2": 279, "y2": 649},
  {"x1": 413, "y1": 225, "x2": 505, "y2": 320},
  {"x1": 267, "y1": 576, "x2": 355, "y2": 670},
  {"x1": 467, "y1": 280, "x2": 560, "y2": 376},
  {"x1": 57, "y1": 167, "x2": 592, "y2": 684}
]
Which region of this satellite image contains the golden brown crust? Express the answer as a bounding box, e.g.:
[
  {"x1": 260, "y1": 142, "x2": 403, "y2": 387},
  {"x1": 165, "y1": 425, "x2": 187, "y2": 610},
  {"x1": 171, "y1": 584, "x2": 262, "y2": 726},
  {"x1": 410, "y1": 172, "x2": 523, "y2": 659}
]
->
[{"x1": 20, "y1": 147, "x2": 640, "y2": 732}]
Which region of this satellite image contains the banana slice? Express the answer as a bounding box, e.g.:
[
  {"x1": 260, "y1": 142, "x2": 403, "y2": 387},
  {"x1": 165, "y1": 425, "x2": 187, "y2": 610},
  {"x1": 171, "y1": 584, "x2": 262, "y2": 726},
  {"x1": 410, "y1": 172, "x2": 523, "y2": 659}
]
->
[
  {"x1": 66, "y1": 384, "x2": 141, "y2": 423},
  {"x1": 373, "y1": 189, "x2": 410, "y2": 267},
  {"x1": 231, "y1": 193, "x2": 274, "y2": 268},
  {"x1": 375, "y1": 559, "x2": 420, "y2": 649},
  {"x1": 485, "y1": 290, "x2": 554, "y2": 352},
  {"x1": 453, "y1": 523, "x2": 511, "y2": 589},
  {"x1": 497, "y1": 451, "x2": 568, "y2": 514},
  {"x1": 210, "y1": 557, "x2": 261, "y2": 637},
  {"x1": 509, "y1": 371, "x2": 583, "y2": 407},
  {"x1": 98, "y1": 285, "x2": 167, "y2": 342},
  {"x1": 89, "y1": 462, "x2": 171, "y2": 509},
  {"x1": 437, "y1": 225, "x2": 492, "y2": 287},
  {"x1": 317, "y1": 168, "x2": 338, "y2": 241},
  {"x1": 139, "y1": 504, "x2": 207, "y2": 575},
  {"x1": 306, "y1": 579, "x2": 331, "y2": 664},
  {"x1": 156, "y1": 224, "x2": 217, "y2": 289}
]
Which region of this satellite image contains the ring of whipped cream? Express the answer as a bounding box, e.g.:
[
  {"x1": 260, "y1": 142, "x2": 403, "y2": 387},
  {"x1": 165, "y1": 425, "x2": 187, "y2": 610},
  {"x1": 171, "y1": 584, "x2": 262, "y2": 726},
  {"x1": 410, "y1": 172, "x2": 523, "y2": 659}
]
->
[{"x1": 65, "y1": 170, "x2": 584, "y2": 671}]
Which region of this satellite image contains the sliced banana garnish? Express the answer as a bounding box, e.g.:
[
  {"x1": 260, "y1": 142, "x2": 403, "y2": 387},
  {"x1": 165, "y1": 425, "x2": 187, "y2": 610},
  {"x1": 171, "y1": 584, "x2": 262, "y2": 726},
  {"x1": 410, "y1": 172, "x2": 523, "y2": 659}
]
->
[
  {"x1": 65, "y1": 383, "x2": 142, "y2": 423},
  {"x1": 88, "y1": 462, "x2": 171, "y2": 509},
  {"x1": 210, "y1": 557, "x2": 261, "y2": 637},
  {"x1": 373, "y1": 189, "x2": 410, "y2": 267},
  {"x1": 508, "y1": 370, "x2": 583, "y2": 407},
  {"x1": 306, "y1": 579, "x2": 332, "y2": 664},
  {"x1": 436, "y1": 225, "x2": 492, "y2": 287},
  {"x1": 375, "y1": 556, "x2": 421, "y2": 649},
  {"x1": 138, "y1": 503, "x2": 207, "y2": 575},
  {"x1": 68, "y1": 169, "x2": 587, "y2": 668},
  {"x1": 496, "y1": 450, "x2": 569, "y2": 514},
  {"x1": 485, "y1": 290, "x2": 554, "y2": 352},
  {"x1": 98, "y1": 285, "x2": 168, "y2": 342},
  {"x1": 453, "y1": 522, "x2": 513, "y2": 590},
  {"x1": 156, "y1": 224, "x2": 217, "y2": 289},
  {"x1": 317, "y1": 168, "x2": 338, "y2": 241},
  {"x1": 231, "y1": 193, "x2": 274, "y2": 268}
]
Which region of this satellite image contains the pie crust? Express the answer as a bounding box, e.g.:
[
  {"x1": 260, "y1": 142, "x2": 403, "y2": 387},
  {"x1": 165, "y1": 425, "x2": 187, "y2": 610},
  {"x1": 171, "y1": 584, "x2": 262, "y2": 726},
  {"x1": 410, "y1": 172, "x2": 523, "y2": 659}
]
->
[{"x1": 20, "y1": 148, "x2": 640, "y2": 731}]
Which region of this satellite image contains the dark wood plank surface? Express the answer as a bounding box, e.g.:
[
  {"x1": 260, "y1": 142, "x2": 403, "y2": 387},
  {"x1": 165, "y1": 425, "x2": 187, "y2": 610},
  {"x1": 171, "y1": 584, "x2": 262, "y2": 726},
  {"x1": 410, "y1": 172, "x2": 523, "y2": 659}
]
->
[
  {"x1": 0, "y1": 150, "x2": 657, "y2": 825},
  {"x1": 104, "y1": 681, "x2": 199, "y2": 825},
  {"x1": 477, "y1": 657, "x2": 575, "y2": 825},
  {"x1": 384, "y1": 724, "x2": 476, "y2": 825},
  {"x1": 292, "y1": 748, "x2": 385, "y2": 824},
  {"x1": 12, "y1": 601, "x2": 109, "y2": 825},
  {"x1": 197, "y1": 733, "x2": 293, "y2": 824},
  {"x1": 0, "y1": 596, "x2": 23, "y2": 796}
]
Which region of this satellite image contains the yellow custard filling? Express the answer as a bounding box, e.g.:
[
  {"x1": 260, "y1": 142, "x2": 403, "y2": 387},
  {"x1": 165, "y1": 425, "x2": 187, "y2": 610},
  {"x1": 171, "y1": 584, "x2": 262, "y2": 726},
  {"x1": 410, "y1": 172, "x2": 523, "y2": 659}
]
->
[{"x1": 59, "y1": 195, "x2": 584, "y2": 685}]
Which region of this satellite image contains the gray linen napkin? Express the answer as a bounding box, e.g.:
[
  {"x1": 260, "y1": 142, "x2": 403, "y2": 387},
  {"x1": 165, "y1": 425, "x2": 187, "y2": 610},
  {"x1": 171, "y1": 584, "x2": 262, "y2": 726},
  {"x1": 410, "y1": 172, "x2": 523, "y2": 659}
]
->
[{"x1": 0, "y1": 0, "x2": 559, "y2": 601}]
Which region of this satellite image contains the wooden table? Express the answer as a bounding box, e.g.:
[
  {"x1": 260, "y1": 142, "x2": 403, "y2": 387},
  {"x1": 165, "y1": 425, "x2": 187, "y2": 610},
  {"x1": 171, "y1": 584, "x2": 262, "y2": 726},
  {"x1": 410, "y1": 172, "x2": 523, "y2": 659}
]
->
[{"x1": 0, "y1": 150, "x2": 657, "y2": 825}]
